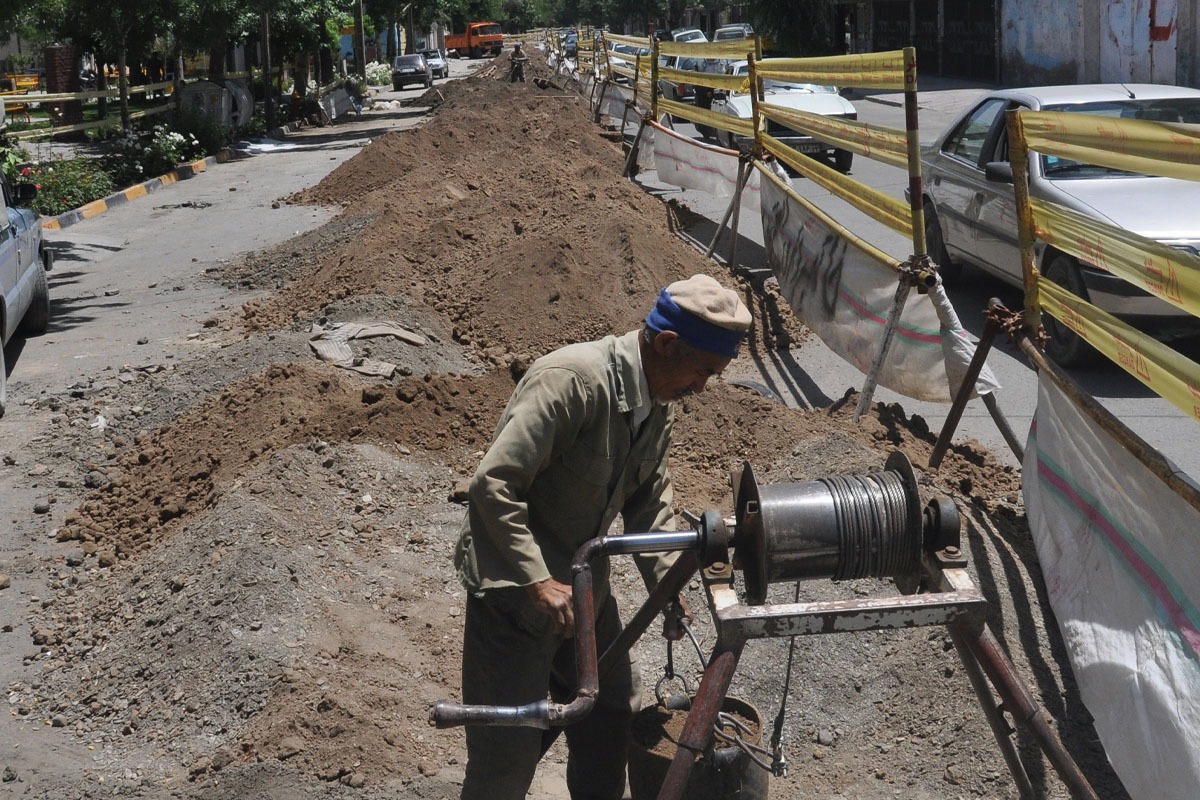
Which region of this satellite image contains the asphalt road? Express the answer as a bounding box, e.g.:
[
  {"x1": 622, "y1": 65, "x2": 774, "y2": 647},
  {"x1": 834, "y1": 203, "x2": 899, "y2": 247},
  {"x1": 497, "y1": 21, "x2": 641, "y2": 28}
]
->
[
  {"x1": 2, "y1": 58, "x2": 482, "y2": 418},
  {"x1": 634, "y1": 89, "x2": 1200, "y2": 482}
]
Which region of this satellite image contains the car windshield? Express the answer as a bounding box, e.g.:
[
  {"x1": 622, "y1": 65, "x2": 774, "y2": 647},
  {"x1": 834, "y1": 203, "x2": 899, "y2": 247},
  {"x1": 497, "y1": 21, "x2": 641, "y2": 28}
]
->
[
  {"x1": 422, "y1": 50, "x2": 441, "y2": 60},
  {"x1": 1040, "y1": 97, "x2": 1200, "y2": 178},
  {"x1": 477, "y1": 24, "x2": 501, "y2": 36}
]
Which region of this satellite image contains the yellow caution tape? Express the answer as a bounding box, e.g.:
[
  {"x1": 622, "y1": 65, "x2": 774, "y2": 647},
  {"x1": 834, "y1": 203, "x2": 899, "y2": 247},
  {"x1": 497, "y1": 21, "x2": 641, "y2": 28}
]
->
[
  {"x1": 760, "y1": 104, "x2": 909, "y2": 169},
  {"x1": 1040, "y1": 279, "x2": 1200, "y2": 421},
  {"x1": 756, "y1": 162, "x2": 905, "y2": 270},
  {"x1": 656, "y1": 98, "x2": 755, "y2": 138},
  {"x1": 761, "y1": 135, "x2": 913, "y2": 236},
  {"x1": 756, "y1": 51, "x2": 911, "y2": 90},
  {"x1": 657, "y1": 39, "x2": 760, "y2": 59},
  {"x1": 1017, "y1": 109, "x2": 1200, "y2": 182},
  {"x1": 1031, "y1": 197, "x2": 1200, "y2": 318},
  {"x1": 657, "y1": 65, "x2": 749, "y2": 92}
]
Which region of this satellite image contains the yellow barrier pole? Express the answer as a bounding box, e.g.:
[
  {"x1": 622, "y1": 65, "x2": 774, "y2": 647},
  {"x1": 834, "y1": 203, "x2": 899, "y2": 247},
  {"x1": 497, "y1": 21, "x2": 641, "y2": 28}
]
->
[
  {"x1": 749, "y1": 53, "x2": 763, "y2": 158},
  {"x1": 902, "y1": 47, "x2": 927, "y2": 259},
  {"x1": 650, "y1": 39, "x2": 661, "y2": 121},
  {"x1": 1008, "y1": 108, "x2": 1041, "y2": 335}
]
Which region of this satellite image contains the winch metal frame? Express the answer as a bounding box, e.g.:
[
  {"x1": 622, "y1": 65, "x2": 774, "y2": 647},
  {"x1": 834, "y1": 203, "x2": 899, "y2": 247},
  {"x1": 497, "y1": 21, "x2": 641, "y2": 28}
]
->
[{"x1": 430, "y1": 454, "x2": 1100, "y2": 800}]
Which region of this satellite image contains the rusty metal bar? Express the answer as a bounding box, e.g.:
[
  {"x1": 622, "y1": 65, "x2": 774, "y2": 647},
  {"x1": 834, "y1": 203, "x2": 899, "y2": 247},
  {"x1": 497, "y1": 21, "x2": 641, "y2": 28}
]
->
[
  {"x1": 853, "y1": 279, "x2": 912, "y2": 422},
  {"x1": 711, "y1": 587, "x2": 987, "y2": 642},
  {"x1": 656, "y1": 638, "x2": 747, "y2": 800},
  {"x1": 948, "y1": 626, "x2": 1036, "y2": 799},
  {"x1": 959, "y1": 624, "x2": 1100, "y2": 800},
  {"x1": 705, "y1": 157, "x2": 749, "y2": 258},
  {"x1": 929, "y1": 311, "x2": 1002, "y2": 469},
  {"x1": 725, "y1": 157, "x2": 750, "y2": 270},
  {"x1": 599, "y1": 550, "x2": 700, "y2": 677},
  {"x1": 623, "y1": 116, "x2": 648, "y2": 178}
]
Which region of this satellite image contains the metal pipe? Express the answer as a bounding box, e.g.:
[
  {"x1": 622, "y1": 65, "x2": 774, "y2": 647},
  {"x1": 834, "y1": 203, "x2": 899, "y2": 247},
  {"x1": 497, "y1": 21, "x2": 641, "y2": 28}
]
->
[
  {"x1": 430, "y1": 529, "x2": 703, "y2": 729},
  {"x1": 948, "y1": 626, "x2": 1035, "y2": 798},
  {"x1": 599, "y1": 551, "x2": 700, "y2": 677},
  {"x1": 623, "y1": 116, "x2": 648, "y2": 178},
  {"x1": 853, "y1": 280, "x2": 911, "y2": 422},
  {"x1": 929, "y1": 310, "x2": 1001, "y2": 469},
  {"x1": 960, "y1": 624, "x2": 1100, "y2": 800},
  {"x1": 656, "y1": 639, "x2": 747, "y2": 800}
]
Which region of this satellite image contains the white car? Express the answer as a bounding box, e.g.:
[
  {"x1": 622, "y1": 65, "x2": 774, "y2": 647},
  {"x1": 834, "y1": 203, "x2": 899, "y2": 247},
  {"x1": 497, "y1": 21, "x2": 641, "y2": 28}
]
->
[
  {"x1": 0, "y1": 172, "x2": 52, "y2": 416},
  {"x1": 711, "y1": 60, "x2": 858, "y2": 172},
  {"x1": 421, "y1": 49, "x2": 448, "y2": 79}
]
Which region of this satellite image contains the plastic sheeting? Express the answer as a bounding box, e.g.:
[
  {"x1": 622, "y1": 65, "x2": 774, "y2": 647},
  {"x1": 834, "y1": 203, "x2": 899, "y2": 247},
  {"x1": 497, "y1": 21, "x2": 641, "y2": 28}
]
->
[
  {"x1": 652, "y1": 124, "x2": 765, "y2": 213},
  {"x1": 759, "y1": 168, "x2": 956, "y2": 402},
  {"x1": 1025, "y1": 374, "x2": 1200, "y2": 800}
]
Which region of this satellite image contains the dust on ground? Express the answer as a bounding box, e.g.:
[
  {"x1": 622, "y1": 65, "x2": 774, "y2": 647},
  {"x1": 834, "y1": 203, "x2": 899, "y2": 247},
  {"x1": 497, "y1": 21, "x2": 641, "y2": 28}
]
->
[{"x1": 3, "y1": 47, "x2": 1128, "y2": 799}]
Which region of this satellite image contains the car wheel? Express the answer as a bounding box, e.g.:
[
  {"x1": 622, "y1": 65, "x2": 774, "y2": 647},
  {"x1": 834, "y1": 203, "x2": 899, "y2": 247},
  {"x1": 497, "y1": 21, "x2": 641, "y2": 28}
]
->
[
  {"x1": 924, "y1": 206, "x2": 963, "y2": 286},
  {"x1": 425, "y1": 77, "x2": 432, "y2": 88},
  {"x1": 392, "y1": 79, "x2": 402, "y2": 91},
  {"x1": 18, "y1": 260, "x2": 49, "y2": 336},
  {"x1": 1041, "y1": 253, "x2": 1099, "y2": 367},
  {"x1": 834, "y1": 148, "x2": 853, "y2": 173}
]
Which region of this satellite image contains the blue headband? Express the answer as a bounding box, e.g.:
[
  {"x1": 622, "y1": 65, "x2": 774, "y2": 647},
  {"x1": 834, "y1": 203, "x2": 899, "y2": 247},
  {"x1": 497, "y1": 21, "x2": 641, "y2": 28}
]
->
[{"x1": 645, "y1": 288, "x2": 746, "y2": 358}]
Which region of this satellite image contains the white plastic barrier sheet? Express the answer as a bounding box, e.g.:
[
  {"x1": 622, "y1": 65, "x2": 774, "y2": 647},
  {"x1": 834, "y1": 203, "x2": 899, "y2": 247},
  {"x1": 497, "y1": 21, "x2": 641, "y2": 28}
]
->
[
  {"x1": 1025, "y1": 375, "x2": 1200, "y2": 800},
  {"x1": 760, "y1": 173, "x2": 956, "y2": 402},
  {"x1": 653, "y1": 125, "x2": 763, "y2": 213},
  {"x1": 597, "y1": 82, "x2": 641, "y2": 122}
]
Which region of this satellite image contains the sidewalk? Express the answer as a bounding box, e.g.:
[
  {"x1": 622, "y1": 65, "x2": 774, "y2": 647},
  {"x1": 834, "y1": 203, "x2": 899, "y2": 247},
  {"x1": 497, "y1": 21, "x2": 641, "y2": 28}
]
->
[{"x1": 851, "y1": 72, "x2": 995, "y2": 114}]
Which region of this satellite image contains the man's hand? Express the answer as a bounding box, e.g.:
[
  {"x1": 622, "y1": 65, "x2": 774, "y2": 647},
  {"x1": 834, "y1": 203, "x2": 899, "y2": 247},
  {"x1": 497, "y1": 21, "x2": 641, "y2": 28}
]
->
[
  {"x1": 525, "y1": 578, "x2": 575, "y2": 638},
  {"x1": 662, "y1": 594, "x2": 694, "y2": 641}
]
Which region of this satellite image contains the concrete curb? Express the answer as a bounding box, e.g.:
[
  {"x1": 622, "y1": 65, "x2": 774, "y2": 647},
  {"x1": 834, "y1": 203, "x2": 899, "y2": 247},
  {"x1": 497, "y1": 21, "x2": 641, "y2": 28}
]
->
[{"x1": 41, "y1": 149, "x2": 235, "y2": 231}]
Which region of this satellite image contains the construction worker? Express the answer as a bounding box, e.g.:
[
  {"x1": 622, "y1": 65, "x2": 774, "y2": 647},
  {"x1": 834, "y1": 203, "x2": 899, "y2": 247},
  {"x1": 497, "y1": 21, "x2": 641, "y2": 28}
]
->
[
  {"x1": 454, "y1": 274, "x2": 753, "y2": 800},
  {"x1": 510, "y1": 41, "x2": 529, "y2": 82}
]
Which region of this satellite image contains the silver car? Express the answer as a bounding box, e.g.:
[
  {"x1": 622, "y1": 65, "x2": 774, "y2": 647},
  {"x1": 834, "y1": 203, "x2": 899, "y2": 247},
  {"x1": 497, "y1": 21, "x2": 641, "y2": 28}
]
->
[
  {"x1": 1, "y1": 172, "x2": 52, "y2": 415},
  {"x1": 920, "y1": 84, "x2": 1200, "y2": 365},
  {"x1": 421, "y1": 49, "x2": 448, "y2": 80}
]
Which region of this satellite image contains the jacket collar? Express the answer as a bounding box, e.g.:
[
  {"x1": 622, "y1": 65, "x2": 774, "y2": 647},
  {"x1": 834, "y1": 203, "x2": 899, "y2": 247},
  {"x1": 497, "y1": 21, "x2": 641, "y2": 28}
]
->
[{"x1": 613, "y1": 330, "x2": 650, "y2": 415}]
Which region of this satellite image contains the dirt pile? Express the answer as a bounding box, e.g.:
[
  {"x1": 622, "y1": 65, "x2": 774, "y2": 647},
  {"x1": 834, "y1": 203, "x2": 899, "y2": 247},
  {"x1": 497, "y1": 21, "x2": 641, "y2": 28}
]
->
[{"x1": 7, "y1": 48, "x2": 1127, "y2": 800}]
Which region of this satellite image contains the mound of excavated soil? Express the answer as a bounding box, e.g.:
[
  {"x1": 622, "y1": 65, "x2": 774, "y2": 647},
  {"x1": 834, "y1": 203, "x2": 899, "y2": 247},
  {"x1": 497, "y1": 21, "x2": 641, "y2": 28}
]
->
[{"x1": 11, "y1": 48, "x2": 1128, "y2": 800}]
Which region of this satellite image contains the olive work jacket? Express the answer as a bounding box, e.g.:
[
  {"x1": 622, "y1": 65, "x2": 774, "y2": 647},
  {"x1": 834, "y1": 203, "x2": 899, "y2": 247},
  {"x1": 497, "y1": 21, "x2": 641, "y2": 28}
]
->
[{"x1": 455, "y1": 330, "x2": 677, "y2": 600}]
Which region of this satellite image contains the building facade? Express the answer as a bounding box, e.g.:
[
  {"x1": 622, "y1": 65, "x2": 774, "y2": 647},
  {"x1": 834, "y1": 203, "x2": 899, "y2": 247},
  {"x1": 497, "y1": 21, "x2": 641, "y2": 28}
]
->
[{"x1": 848, "y1": 0, "x2": 1195, "y2": 87}]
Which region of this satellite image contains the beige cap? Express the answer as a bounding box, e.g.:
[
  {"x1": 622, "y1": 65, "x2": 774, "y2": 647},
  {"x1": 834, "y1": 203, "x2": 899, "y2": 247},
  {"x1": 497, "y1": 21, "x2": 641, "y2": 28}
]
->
[
  {"x1": 646, "y1": 274, "x2": 752, "y2": 357},
  {"x1": 666, "y1": 274, "x2": 752, "y2": 331}
]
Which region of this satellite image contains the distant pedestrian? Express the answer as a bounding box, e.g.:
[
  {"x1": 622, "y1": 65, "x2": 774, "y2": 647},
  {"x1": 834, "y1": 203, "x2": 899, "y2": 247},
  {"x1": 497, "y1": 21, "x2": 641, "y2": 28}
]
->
[{"x1": 509, "y1": 42, "x2": 529, "y2": 83}]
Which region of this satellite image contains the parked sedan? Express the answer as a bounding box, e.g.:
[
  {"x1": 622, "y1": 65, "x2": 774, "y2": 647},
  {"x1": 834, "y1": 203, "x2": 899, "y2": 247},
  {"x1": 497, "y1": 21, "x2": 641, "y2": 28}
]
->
[
  {"x1": 711, "y1": 60, "x2": 857, "y2": 172},
  {"x1": 391, "y1": 54, "x2": 432, "y2": 91},
  {"x1": 0, "y1": 172, "x2": 52, "y2": 416},
  {"x1": 920, "y1": 84, "x2": 1200, "y2": 364},
  {"x1": 421, "y1": 49, "x2": 448, "y2": 79}
]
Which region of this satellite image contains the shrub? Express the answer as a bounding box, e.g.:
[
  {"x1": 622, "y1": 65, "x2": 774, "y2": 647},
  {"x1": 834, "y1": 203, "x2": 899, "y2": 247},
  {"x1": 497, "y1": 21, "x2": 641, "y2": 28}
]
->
[
  {"x1": 365, "y1": 60, "x2": 392, "y2": 86},
  {"x1": 19, "y1": 159, "x2": 116, "y2": 217}
]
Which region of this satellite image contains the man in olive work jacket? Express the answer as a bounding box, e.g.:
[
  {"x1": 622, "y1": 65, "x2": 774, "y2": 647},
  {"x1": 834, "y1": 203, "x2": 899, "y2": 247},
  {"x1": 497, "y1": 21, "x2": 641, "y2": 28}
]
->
[{"x1": 455, "y1": 274, "x2": 753, "y2": 800}]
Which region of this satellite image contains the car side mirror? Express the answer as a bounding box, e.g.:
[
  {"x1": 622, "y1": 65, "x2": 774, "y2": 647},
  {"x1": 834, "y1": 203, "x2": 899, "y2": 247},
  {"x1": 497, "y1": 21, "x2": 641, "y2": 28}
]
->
[
  {"x1": 984, "y1": 161, "x2": 1014, "y2": 184},
  {"x1": 14, "y1": 182, "x2": 37, "y2": 205}
]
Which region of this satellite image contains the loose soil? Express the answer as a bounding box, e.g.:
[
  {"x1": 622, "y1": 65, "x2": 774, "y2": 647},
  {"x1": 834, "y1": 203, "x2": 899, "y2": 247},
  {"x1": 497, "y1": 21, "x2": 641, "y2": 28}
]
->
[{"x1": 2, "y1": 48, "x2": 1129, "y2": 799}]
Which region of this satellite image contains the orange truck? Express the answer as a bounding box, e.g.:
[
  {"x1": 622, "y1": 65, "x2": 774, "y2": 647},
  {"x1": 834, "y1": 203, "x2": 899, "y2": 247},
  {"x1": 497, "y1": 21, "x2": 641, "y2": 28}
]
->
[{"x1": 446, "y1": 21, "x2": 504, "y2": 58}]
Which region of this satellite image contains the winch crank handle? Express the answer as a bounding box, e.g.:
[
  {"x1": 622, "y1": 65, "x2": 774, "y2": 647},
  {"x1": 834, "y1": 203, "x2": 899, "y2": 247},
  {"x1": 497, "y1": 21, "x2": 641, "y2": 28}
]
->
[
  {"x1": 429, "y1": 527, "x2": 710, "y2": 731},
  {"x1": 428, "y1": 538, "x2": 605, "y2": 730}
]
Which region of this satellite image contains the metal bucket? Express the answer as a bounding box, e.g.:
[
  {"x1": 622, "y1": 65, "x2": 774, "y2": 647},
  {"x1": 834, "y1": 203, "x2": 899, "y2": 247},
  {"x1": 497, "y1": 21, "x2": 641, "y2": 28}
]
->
[{"x1": 628, "y1": 695, "x2": 770, "y2": 800}]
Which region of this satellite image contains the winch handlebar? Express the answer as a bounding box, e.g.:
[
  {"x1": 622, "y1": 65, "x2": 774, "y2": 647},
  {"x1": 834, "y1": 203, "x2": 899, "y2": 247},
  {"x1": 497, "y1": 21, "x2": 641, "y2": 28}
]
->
[{"x1": 429, "y1": 522, "x2": 719, "y2": 730}]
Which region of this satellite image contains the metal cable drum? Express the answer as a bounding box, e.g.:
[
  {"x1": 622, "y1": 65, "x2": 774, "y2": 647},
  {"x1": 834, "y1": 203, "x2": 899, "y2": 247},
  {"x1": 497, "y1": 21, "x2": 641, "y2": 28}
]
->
[{"x1": 733, "y1": 451, "x2": 923, "y2": 605}]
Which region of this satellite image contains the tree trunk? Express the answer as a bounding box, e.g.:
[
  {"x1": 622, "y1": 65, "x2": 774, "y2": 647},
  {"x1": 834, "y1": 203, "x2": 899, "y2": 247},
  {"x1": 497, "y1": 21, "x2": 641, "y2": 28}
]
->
[
  {"x1": 294, "y1": 52, "x2": 309, "y2": 98},
  {"x1": 261, "y1": 12, "x2": 275, "y2": 131},
  {"x1": 96, "y1": 57, "x2": 108, "y2": 120},
  {"x1": 209, "y1": 31, "x2": 228, "y2": 81},
  {"x1": 354, "y1": 0, "x2": 367, "y2": 79},
  {"x1": 387, "y1": 17, "x2": 398, "y2": 62},
  {"x1": 118, "y1": 37, "x2": 130, "y2": 131}
]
